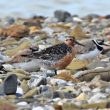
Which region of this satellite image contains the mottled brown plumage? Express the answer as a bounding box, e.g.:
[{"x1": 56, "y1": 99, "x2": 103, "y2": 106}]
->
[{"x1": 22, "y1": 37, "x2": 84, "y2": 70}]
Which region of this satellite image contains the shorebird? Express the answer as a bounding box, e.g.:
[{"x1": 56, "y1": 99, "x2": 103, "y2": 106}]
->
[
  {"x1": 21, "y1": 37, "x2": 84, "y2": 72},
  {"x1": 76, "y1": 39, "x2": 110, "y2": 61}
]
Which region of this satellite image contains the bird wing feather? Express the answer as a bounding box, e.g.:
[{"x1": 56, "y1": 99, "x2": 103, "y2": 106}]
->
[{"x1": 32, "y1": 43, "x2": 72, "y2": 61}]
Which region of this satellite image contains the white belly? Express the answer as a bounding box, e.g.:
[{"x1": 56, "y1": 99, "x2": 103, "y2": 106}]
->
[{"x1": 76, "y1": 48, "x2": 102, "y2": 60}]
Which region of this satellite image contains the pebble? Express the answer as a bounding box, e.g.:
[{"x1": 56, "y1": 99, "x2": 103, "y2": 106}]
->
[
  {"x1": 42, "y1": 27, "x2": 54, "y2": 36},
  {"x1": 73, "y1": 17, "x2": 83, "y2": 22},
  {"x1": 76, "y1": 93, "x2": 88, "y2": 101},
  {"x1": 92, "y1": 88, "x2": 101, "y2": 93},
  {"x1": 0, "y1": 53, "x2": 11, "y2": 63},
  {"x1": 17, "y1": 101, "x2": 28, "y2": 106},
  {"x1": 80, "y1": 86, "x2": 91, "y2": 93},
  {"x1": 3, "y1": 74, "x2": 17, "y2": 95},
  {"x1": 3, "y1": 64, "x2": 14, "y2": 71},
  {"x1": 53, "y1": 91, "x2": 61, "y2": 99},
  {"x1": 39, "y1": 85, "x2": 53, "y2": 99},
  {"x1": 54, "y1": 10, "x2": 71, "y2": 22},
  {"x1": 32, "y1": 106, "x2": 45, "y2": 110},
  {"x1": 16, "y1": 86, "x2": 24, "y2": 96},
  {"x1": 28, "y1": 75, "x2": 47, "y2": 88},
  {"x1": 13, "y1": 60, "x2": 40, "y2": 72},
  {"x1": 88, "y1": 93, "x2": 107, "y2": 103},
  {"x1": 87, "y1": 61, "x2": 107, "y2": 69},
  {"x1": 4, "y1": 17, "x2": 15, "y2": 26},
  {"x1": 0, "y1": 84, "x2": 4, "y2": 95},
  {"x1": 105, "y1": 88, "x2": 110, "y2": 93},
  {"x1": 44, "y1": 17, "x2": 58, "y2": 24},
  {"x1": 45, "y1": 105, "x2": 55, "y2": 110},
  {"x1": 50, "y1": 78, "x2": 68, "y2": 86}
]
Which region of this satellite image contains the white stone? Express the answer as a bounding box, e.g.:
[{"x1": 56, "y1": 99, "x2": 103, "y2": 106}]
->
[
  {"x1": 16, "y1": 86, "x2": 24, "y2": 95},
  {"x1": 32, "y1": 106, "x2": 45, "y2": 110},
  {"x1": 92, "y1": 88, "x2": 101, "y2": 93},
  {"x1": 105, "y1": 88, "x2": 110, "y2": 93},
  {"x1": 81, "y1": 86, "x2": 91, "y2": 93},
  {"x1": 17, "y1": 101, "x2": 28, "y2": 106},
  {"x1": 50, "y1": 78, "x2": 67, "y2": 86},
  {"x1": 44, "y1": 17, "x2": 58, "y2": 23},
  {"x1": 45, "y1": 105, "x2": 55, "y2": 110},
  {"x1": 53, "y1": 98, "x2": 61, "y2": 102},
  {"x1": 0, "y1": 53, "x2": 11, "y2": 62},
  {"x1": 73, "y1": 17, "x2": 83, "y2": 22},
  {"x1": 42, "y1": 27, "x2": 54, "y2": 36},
  {"x1": 88, "y1": 93, "x2": 107, "y2": 103},
  {"x1": 3, "y1": 64, "x2": 14, "y2": 71}
]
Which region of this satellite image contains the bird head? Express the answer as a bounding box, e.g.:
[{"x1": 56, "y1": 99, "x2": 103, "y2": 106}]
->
[
  {"x1": 92, "y1": 39, "x2": 110, "y2": 51},
  {"x1": 65, "y1": 37, "x2": 84, "y2": 47}
]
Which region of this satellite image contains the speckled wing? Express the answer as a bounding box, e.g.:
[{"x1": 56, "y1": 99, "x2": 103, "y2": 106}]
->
[{"x1": 32, "y1": 43, "x2": 72, "y2": 61}]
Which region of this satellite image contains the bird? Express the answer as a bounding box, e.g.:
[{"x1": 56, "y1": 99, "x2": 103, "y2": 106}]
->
[
  {"x1": 20, "y1": 37, "x2": 84, "y2": 72},
  {"x1": 75, "y1": 38, "x2": 110, "y2": 61}
]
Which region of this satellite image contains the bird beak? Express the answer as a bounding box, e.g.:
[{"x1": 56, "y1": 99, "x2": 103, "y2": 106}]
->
[{"x1": 74, "y1": 40, "x2": 85, "y2": 46}]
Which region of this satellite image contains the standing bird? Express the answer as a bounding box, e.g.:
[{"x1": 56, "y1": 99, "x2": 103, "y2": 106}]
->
[
  {"x1": 18, "y1": 37, "x2": 84, "y2": 72},
  {"x1": 76, "y1": 39, "x2": 110, "y2": 61}
]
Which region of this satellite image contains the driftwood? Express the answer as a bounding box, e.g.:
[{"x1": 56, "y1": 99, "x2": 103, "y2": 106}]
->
[{"x1": 74, "y1": 66, "x2": 110, "y2": 81}]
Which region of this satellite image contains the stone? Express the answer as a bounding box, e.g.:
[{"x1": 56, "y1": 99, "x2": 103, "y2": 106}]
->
[
  {"x1": 88, "y1": 93, "x2": 107, "y2": 103},
  {"x1": 54, "y1": 10, "x2": 71, "y2": 22},
  {"x1": 28, "y1": 75, "x2": 47, "y2": 88},
  {"x1": 3, "y1": 74, "x2": 17, "y2": 95},
  {"x1": 17, "y1": 101, "x2": 28, "y2": 106},
  {"x1": 76, "y1": 93, "x2": 88, "y2": 101}
]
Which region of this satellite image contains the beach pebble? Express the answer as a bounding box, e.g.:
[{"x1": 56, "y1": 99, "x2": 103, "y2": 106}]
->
[
  {"x1": 39, "y1": 85, "x2": 53, "y2": 99},
  {"x1": 81, "y1": 86, "x2": 91, "y2": 93},
  {"x1": 88, "y1": 93, "x2": 107, "y2": 103},
  {"x1": 54, "y1": 10, "x2": 71, "y2": 22},
  {"x1": 32, "y1": 106, "x2": 45, "y2": 110},
  {"x1": 76, "y1": 93, "x2": 88, "y2": 101},
  {"x1": 45, "y1": 105, "x2": 55, "y2": 110},
  {"x1": 0, "y1": 84, "x2": 4, "y2": 95},
  {"x1": 4, "y1": 17, "x2": 15, "y2": 26},
  {"x1": 87, "y1": 61, "x2": 107, "y2": 69},
  {"x1": 92, "y1": 88, "x2": 101, "y2": 93},
  {"x1": 0, "y1": 53, "x2": 11, "y2": 63},
  {"x1": 44, "y1": 17, "x2": 58, "y2": 24},
  {"x1": 13, "y1": 60, "x2": 40, "y2": 72},
  {"x1": 105, "y1": 87, "x2": 110, "y2": 93},
  {"x1": 3, "y1": 74, "x2": 17, "y2": 95},
  {"x1": 50, "y1": 78, "x2": 68, "y2": 86},
  {"x1": 28, "y1": 75, "x2": 47, "y2": 88},
  {"x1": 53, "y1": 91, "x2": 61, "y2": 99},
  {"x1": 17, "y1": 101, "x2": 28, "y2": 106},
  {"x1": 16, "y1": 86, "x2": 24, "y2": 96},
  {"x1": 3, "y1": 64, "x2": 14, "y2": 71},
  {"x1": 42, "y1": 27, "x2": 54, "y2": 36},
  {"x1": 73, "y1": 17, "x2": 83, "y2": 22}
]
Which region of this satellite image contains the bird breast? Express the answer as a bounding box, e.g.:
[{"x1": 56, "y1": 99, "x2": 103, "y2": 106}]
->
[{"x1": 51, "y1": 48, "x2": 76, "y2": 69}]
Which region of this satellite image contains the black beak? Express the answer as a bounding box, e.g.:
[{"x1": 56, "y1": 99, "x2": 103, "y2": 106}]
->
[{"x1": 74, "y1": 40, "x2": 85, "y2": 46}]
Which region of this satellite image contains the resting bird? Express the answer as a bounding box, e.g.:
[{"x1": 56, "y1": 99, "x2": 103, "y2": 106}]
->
[
  {"x1": 76, "y1": 39, "x2": 110, "y2": 61},
  {"x1": 19, "y1": 37, "x2": 84, "y2": 72}
]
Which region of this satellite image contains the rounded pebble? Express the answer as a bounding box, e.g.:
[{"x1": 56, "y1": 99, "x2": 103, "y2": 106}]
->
[{"x1": 3, "y1": 74, "x2": 17, "y2": 95}]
